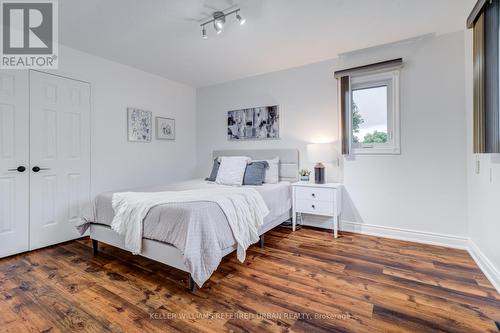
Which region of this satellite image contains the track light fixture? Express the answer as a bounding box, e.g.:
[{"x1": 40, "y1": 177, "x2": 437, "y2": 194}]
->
[{"x1": 200, "y1": 8, "x2": 245, "y2": 39}]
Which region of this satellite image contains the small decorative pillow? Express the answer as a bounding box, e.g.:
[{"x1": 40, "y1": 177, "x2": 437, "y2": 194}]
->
[
  {"x1": 215, "y1": 156, "x2": 250, "y2": 186},
  {"x1": 243, "y1": 161, "x2": 269, "y2": 185},
  {"x1": 205, "y1": 158, "x2": 220, "y2": 181}
]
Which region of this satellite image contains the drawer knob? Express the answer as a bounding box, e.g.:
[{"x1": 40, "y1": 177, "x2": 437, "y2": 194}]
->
[
  {"x1": 311, "y1": 193, "x2": 315, "y2": 197},
  {"x1": 311, "y1": 204, "x2": 315, "y2": 209}
]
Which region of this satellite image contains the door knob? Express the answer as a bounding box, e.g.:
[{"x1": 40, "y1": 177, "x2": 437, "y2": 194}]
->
[
  {"x1": 8, "y1": 166, "x2": 26, "y2": 172},
  {"x1": 32, "y1": 166, "x2": 50, "y2": 172}
]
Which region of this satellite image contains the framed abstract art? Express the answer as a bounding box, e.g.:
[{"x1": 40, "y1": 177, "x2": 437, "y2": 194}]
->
[{"x1": 127, "y1": 107, "x2": 152, "y2": 142}]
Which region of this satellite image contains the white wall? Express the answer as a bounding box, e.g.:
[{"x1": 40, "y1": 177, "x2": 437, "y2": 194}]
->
[
  {"x1": 464, "y1": 31, "x2": 500, "y2": 289},
  {"x1": 196, "y1": 31, "x2": 468, "y2": 241},
  {"x1": 50, "y1": 45, "x2": 197, "y2": 196}
]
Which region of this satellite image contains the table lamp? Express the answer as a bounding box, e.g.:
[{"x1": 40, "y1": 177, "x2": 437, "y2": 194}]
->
[{"x1": 307, "y1": 143, "x2": 335, "y2": 184}]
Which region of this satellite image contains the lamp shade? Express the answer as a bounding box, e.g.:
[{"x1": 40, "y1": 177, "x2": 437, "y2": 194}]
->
[{"x1": 307, "y1": 143, "x2": 335, "y2": 163}]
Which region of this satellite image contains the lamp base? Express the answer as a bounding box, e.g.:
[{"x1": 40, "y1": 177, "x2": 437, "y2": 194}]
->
[{"x1": 314, "y1": 163, "x2": 325, "y2": 184}]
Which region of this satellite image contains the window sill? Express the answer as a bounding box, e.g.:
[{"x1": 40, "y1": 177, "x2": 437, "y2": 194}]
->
[{"x1": 352, "y1": 146, "x2": 401, "y2": 155}]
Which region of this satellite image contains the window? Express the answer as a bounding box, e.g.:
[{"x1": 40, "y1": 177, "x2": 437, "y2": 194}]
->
[
  {"x1": 469, "y1": 0, "x2": 500, "y2": 153},
  {"x1": 350, "y1": 70, "x2": 400, "y2": 154}
]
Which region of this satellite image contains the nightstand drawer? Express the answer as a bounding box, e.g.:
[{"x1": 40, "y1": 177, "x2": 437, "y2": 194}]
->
[
  {"x1": 295, "y1": 186, "x2": 334, "y2": 202},
  {"x1": 295, "y1": 199, "x2": 334, "y2": 215}
]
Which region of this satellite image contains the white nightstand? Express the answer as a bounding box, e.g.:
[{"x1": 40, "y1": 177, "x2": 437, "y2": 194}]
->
[{"x1": 292, "y1": 182, "x2": 342, "y2": 238}]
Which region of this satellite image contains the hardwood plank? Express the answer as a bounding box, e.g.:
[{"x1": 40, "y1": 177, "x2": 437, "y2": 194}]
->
[{"x1": 382, "y1": 266, "x2": 497, "y2": 299}]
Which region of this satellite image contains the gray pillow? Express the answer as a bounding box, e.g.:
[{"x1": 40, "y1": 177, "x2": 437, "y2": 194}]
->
[
  {"x1": 243, "y1": 161, "x2": 269, "y2": 185},
  {"x1": 206, "y1": 158, "x2": 220, "y2": 181}
]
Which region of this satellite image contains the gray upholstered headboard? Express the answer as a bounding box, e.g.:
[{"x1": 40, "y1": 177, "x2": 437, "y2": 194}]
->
[{"x1": 212, "y1": 149, "x2": 299, "y2": 182}]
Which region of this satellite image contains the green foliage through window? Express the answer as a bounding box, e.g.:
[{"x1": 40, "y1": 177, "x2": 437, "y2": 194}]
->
[
  {"x1": 363, "y1": 131, "x2": 387, "y2": 144},
  {"x1": 352, "y1": 101, "x2": 364, "y2": 143}
]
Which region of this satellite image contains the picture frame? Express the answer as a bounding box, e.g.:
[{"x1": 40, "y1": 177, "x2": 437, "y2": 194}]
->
[
  {"x1": 127, "y1": 107, "x2": 152, "y2": 142},
  {"x1": 156, "y1": 117, "x2": 175, "y2": 140},
  {"x1": 227, "y1": 105, "x2": 279, "y2": 141}
]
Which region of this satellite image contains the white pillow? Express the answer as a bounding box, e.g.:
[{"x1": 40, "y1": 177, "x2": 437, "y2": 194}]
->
[
  {"x1": 215, "y1": 156, "x2": 250, "y2": 186},
  {"x1": 255, "y1": 156, "x2": 280, "y2": 184}
]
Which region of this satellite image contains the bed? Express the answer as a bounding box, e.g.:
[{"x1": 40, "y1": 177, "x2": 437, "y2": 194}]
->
[{"x1": 79, "y1": 149, "x2": 298, "y2": 290}]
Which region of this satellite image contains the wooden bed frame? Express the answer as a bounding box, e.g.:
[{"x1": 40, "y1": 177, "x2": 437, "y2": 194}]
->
[{"x1": 89, "y1": 149, "x2": 299, "y2": 290}]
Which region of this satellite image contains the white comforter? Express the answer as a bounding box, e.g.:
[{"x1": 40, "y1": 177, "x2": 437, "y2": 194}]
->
[{"x1": 111, "y1": 187, "x2": 269, "y2": 262}]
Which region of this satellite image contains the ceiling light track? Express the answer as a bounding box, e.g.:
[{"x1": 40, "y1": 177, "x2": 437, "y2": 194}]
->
[{"x1": 200, "y1": 8, "x2": 245, "y2": 39}]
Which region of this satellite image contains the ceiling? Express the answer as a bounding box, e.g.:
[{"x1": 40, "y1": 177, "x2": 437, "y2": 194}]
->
[{"x1": 59, "y1": 0, "x2": 475, "y2": 87}]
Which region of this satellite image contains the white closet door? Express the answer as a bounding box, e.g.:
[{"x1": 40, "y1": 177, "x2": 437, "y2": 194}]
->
[
  {"x1": 0, "y1": 71, "x2": 29, "y2": 258},
  {"x1": 29, "y1": 71, "x2": 90, "y2": 250}
]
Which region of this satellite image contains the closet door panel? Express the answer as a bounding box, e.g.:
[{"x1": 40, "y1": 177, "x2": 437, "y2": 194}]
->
[
  {"x1": 0, "y1": 71, "x2": 29, "y2": 258},
  {"x1": 29, "y1": 71, "x2": 90, "y2": 249}
]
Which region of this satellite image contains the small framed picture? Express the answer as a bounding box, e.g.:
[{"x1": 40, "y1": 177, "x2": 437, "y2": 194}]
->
[
  {"x1": 127, "y1": 107, "x2": 152, "y2": 142},
  {"x1": 156, "y1": 117, "x2": 175, "y2": 140}
]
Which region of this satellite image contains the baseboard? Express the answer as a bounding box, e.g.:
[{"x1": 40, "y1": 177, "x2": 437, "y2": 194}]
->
[
  {"x1": 467, "y1": 240, "x2": 500, "y2": 293},
  {"x1": 339, "y1": 220, "x2": 469, "y2": 249}
]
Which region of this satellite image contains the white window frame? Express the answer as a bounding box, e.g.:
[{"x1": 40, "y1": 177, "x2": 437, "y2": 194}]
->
[{"x1": 349, "y1": 70, "x2": 400, "y2": 155}]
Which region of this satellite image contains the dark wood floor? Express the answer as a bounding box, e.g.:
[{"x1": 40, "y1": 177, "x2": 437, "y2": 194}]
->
[{"x1": 0, "y1": 227, "x2": 499, "y2": 333}]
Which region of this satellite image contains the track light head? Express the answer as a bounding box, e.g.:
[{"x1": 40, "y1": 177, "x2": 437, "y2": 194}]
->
[
  {"x1": 214, "y1": 21, "x2": 222, "y2": 34},
  {"x1": 236, "y1": 12, "x2": 246, "y2": 25},
  {"x1": 213, "y1": 11, "x2": 225, "y2": 30}
]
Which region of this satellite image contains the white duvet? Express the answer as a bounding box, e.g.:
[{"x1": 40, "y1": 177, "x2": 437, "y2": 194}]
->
[{"x1": 111, "y1": 187, "x2": 269, "y2": 262}]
